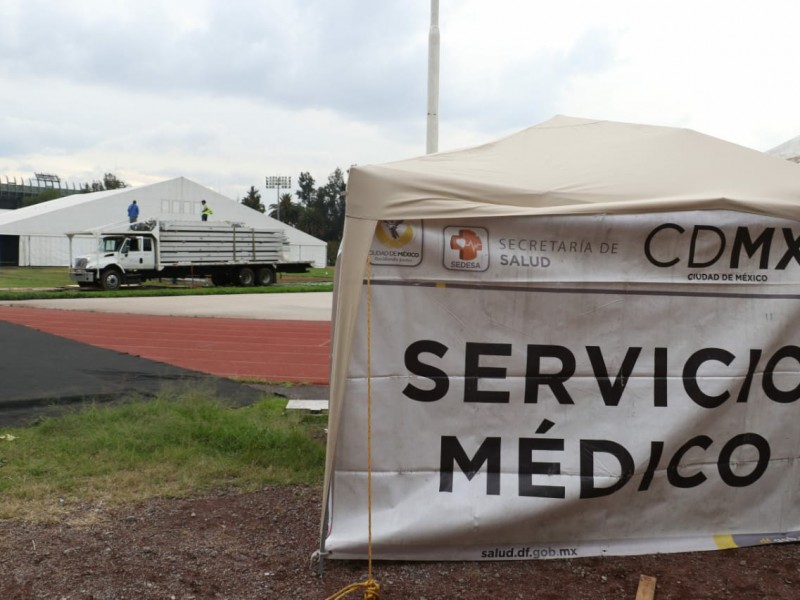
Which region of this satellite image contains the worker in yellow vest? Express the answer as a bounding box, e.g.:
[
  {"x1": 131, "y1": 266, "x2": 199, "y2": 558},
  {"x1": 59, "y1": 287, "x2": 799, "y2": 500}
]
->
[{"x1": 200, "y1": 199, "x2": 213, "y2": 221}]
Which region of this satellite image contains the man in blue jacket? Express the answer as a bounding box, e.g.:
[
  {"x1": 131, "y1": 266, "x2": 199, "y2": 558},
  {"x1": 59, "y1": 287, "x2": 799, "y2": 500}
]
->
[{"x1": 127, "y1": 200, "x2": 139, "y2": 223}]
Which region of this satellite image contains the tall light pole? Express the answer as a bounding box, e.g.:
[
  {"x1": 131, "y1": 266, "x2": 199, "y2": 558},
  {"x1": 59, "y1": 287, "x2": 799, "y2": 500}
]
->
[
  {"x1": 426, "y1": 0, "x2": 440, "y2": 155},
  {"x1": 265, "y1": 175, "x2": 291, "y2": 221}
]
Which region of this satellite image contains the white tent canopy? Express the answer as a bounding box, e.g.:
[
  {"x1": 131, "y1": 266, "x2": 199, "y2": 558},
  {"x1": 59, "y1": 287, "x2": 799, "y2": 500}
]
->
[
  {"x1": 347, "y1": 115, "x2": 800, "y2": 221},
  {"x1": 322, "y1": 115, "x2": 800, "y2": 560},
  {"x1": 0, "y1": 176, "x2": 327, "y2": 267}
]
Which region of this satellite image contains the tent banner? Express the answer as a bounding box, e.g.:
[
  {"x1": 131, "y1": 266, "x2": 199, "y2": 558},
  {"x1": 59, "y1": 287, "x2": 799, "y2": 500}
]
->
[{"x1": 324, "y1": 210, "x2": 800, "y2": 560}]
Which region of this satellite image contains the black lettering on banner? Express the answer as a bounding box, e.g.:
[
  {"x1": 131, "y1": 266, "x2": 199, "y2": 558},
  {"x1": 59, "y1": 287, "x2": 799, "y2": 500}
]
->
[
  {"x1": 730, "y1": 227, "x2": 774, "y2": 269},
  {"x1": 519, "y1": 435, "x2": 566, "y2": 498},
  {"x1": 586, "y1": 346, "x2": 641, "y2": 406},
  {"x1": 762, "y1": 346, "x2": 800, "y2": 403},
  {"x1": 403, "y1": 340, "x2": 449, "y2": 402},
  {"x1": 437, "y1": 433, "x2": 772, "y2": 497},
  {"x1": 717, "y1": 433, "x2": 770, "y2": 487},
  {"x1": 638, "y1": 441, "x2": 664, "y2": 491},
  {"x1": 775, "y1": 228, "x2": 800, "y2": 269},
  {"x1": 439, "y1": 436, "x2": 501, "y2": 494},
  {"x1": 654, "y1": 347, "x2": 668, "y2": 407},
  {"x1": 644, "y1": 223, "x2": 683, "y2": 267},
  {"x1": 667, "y1": 435, "x2": 712, "y2": 488},
  {"x1": 579, "y1": 440, "x2": 634, "y2": 499},
  {"x1": 688, "y1": 225, "x2": 725, "y2": 268},
  {"x1": 644, "y1": 223, "x2": 800, "y2": 269},
  {"x1": 465, "y1": 342, "x2": 511, "y2": 403},
  {"x1": 736, "y1": 349, "x2": 762, "y2": 403},
  {"x1": 683, "y1": 348, "x2": 735, "y2": 408},
  {"x1": 524, "y1": 345, "x2": 576, "y2": 404},
  {"x1": 404, "y1": 340, "x2": 800, "y2": 407}
]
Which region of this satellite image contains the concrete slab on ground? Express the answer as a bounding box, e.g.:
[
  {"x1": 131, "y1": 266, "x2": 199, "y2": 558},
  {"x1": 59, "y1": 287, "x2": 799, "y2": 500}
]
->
[{"x1": 285, "y1": 399, "x2": 328, "y2": 412}]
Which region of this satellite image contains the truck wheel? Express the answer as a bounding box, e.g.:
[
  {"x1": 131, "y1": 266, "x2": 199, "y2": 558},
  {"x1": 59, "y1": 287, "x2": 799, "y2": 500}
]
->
[
  {"x1": 101, "y1": 268, "x2": 123, "y2": 291},
  {"x1": 256, "y1": 266, "x2": 276, "y2": 286},
  {"x1": 237, "y1": 267, "x2": 255, "y2": 287}
]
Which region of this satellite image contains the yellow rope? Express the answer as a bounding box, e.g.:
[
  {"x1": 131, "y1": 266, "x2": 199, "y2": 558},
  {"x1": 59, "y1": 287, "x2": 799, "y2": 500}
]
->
[
  {"x1": 325, "y1": 580, "x2": 381, "y2": 600},
  {"x1": 325, "y1": 258, "x2": 380, "y2": 599}
]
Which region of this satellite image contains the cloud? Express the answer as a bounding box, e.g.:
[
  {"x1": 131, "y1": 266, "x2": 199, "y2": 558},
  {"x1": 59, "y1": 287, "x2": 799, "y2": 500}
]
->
[
  {"x1": 0, "y1": 0, "x2": 431, "y2": 123},
  {"x1": 2, "y1": 0, "x2": 800, "y2": 201}
]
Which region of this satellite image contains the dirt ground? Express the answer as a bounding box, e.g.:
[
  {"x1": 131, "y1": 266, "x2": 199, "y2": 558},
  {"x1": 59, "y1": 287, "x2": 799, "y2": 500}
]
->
[{"x1": 1, "y1": 485, "x2": 798, "y2": 599}]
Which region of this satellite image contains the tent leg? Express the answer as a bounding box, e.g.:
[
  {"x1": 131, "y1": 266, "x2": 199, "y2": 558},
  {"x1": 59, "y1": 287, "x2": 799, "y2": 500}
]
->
[
  {"x1": 311, "y1": 549, "x2": 325, "y2": 577},
  {"x1": 314, "y1": 496, "x2": 332, "y2": 577}
]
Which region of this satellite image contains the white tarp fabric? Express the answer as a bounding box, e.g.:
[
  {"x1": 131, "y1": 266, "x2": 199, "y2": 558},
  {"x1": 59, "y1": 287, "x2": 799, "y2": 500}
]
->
[{"x1": 321, "y1": 116, "x2": 800, "y2": 561}]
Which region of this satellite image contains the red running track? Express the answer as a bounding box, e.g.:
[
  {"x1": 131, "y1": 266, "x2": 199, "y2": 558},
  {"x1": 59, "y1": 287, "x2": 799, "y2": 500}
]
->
[{"x1": 0, "y1": 306, "x2": 331, "y2": 385}]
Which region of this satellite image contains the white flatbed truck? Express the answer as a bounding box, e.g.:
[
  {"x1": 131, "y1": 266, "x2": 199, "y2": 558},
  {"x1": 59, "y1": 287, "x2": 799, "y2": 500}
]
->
[{"x1": 67, "y1": 220, "x2": 312, "y2": 290}]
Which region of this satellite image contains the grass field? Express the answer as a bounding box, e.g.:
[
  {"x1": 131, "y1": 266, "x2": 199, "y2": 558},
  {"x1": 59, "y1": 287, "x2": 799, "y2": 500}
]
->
[
  {"x1": 0, "y1": 266, "x2": 334, "y2": 300},
  {"x1": 0, "y1": 387, "x2": 327, "y2": 521},
  {"x1": 0, "y1": 266, "x2": 72, "y2": 288}
]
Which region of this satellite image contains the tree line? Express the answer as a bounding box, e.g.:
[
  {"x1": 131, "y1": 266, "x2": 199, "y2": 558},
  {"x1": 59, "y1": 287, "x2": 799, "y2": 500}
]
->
[{"x1": 240, "y1": 168, "x2": 347, "y2": 266}]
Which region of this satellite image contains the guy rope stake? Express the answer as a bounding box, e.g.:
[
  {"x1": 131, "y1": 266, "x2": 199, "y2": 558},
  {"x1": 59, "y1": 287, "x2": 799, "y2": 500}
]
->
[{"x1": 326, "y1": 258, "x2": 380, "y2": 600}]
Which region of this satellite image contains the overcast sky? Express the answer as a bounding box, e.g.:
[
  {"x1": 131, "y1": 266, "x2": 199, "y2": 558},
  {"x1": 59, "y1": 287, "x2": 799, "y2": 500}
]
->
[{"x1": 2, "y1": 0, "x2": 800, "y2": 200}]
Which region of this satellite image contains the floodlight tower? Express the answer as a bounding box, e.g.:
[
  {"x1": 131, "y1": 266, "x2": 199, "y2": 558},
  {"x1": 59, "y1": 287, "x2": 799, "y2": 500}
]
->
[{"x1": 265, "y1": 175, "x2": 291, "y2": 221}]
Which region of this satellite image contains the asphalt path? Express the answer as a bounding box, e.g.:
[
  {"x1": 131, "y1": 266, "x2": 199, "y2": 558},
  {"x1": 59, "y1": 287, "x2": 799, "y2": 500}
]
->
[
  {"x1": 0, "y1": 321, "x2": 266, "y2": 428},
  {"x1": 0, "y1": 292, "x2": 333, "y2": 428}
]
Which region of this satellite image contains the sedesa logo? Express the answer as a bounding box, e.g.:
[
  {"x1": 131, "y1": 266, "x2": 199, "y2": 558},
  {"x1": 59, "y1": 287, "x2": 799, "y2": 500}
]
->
[
  {"x1": 644, "y1": 223, "x2": 800, "y2": 270},
  {"x1": 450, "y1": 228, "x2": 483, "y2": 260},
  {"x1": 443, "y1": 226, "x2": 489, "y2": 271}
]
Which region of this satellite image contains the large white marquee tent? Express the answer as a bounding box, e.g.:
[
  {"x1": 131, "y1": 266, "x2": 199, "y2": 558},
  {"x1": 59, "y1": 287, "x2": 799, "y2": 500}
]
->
[{"x1": 0, "y1": 177, "x2": 327, "y2": 267}]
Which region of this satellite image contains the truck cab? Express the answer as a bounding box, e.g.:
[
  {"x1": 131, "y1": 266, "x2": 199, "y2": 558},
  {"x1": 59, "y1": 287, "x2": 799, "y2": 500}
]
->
[
  {"x1": 118, "y1": 235, "x2": 155, "y2": 271},
  {"x1": 70, "y1": 233, "x2": 157, "y2": 290}
]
